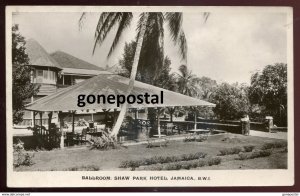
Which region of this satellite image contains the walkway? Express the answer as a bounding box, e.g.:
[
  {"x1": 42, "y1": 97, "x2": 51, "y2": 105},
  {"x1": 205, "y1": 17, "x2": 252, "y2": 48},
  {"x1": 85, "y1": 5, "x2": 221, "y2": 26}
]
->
[{"x1": 249, "y1": 130, "x2": 287, "y2": 140}]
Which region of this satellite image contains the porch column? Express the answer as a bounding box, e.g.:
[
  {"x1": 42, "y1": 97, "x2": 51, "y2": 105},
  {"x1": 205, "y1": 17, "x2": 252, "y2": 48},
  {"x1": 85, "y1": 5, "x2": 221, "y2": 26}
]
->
[
  {"x1": 194, "y1": 111, "x2": 197, "y2": 130},
  {"x1": 72, "y1": 111, "x2": 75, "y2": 134},
  {"x1": 134, "y1": 109, "x2": 138, "y2": 120},
  {"x1": 39, "y1": 112, "x2": 43, "y2": 134},
  {"x1": 48, "y1": 112, "x2": 53, "y2": 130},
  {"x1": 59, "y1": 111, "x2": 65, "y2": 149},
  {"x1": 33, "y1": 111, "x2": 36, "y2": 127},
  {"x1": 113, "y1": 109, "x2": 118, "y2": 126},
  {"x1": 157, "y1": 108, "x2": 161, "y2": 138},
  {"x1": 31, "y1": 96, "x2": 34, "y2": 126}
]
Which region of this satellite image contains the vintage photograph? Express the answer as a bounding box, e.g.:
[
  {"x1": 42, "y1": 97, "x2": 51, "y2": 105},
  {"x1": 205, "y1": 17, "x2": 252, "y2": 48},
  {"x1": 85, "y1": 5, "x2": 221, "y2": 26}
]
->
[{"x1": 6, "y1": 6, "x2": 294, "y2": 187}]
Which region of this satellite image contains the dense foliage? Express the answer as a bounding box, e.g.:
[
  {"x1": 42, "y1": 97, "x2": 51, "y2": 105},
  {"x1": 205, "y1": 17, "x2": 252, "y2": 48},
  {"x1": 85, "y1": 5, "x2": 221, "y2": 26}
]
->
[
  {"x1": 249, "y1": 63, "x2": 287, "y2": 126},
  {"x1": 210, "y1": 83, "x2": 251, "y2": 120},
  {"x1": 12, "y1": 25, "x2": 39, "y2": 124}
]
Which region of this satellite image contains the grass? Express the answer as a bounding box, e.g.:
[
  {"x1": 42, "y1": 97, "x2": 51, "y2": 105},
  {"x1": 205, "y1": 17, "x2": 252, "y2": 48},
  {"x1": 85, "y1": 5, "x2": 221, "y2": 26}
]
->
[{"x1": 14, "y1": 133, "x2": 288, "y2": 171}]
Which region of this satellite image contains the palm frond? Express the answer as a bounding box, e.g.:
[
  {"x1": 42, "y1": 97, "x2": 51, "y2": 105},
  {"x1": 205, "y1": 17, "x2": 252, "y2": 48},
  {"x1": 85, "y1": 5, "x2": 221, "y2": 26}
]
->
[
  {"x1": 165, "y1": 12, "x2": 182, "y2": 42},
  {"x1": 136, "y1": 13, "x2": 148, "y2": 42},
  {"x1": 203, "y1": 12, "x2": 210, "y2": 23},
  {"x1": 107, "y1": 12, "x2": 133, "y2": 57},
  {"x1": 78, "y1": 12, "x2": 87, "y2": 31},
  {"x1": 93, "y1": 12, "x2": 123, "y2": 54},
  {"x1": 178, "y1": 30, "x2": 187, "y2": 61}
]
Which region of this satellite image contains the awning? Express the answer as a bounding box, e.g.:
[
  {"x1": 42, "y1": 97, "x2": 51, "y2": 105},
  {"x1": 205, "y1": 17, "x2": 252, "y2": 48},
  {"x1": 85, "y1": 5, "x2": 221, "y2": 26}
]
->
[{"x1": 26, "y1": 74, "x2": 215, "y2": 112}]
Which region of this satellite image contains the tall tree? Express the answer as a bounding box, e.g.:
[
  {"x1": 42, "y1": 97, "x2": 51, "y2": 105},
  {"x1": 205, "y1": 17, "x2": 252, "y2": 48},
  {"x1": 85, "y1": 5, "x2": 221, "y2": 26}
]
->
[
  {"x1": 210, "y1": 82, "x2": 250, "y2": 120},
  {"x1": 249, "y1": 63, "x2": 287, "y2": 126},
  {"x1": 176, "y1": 64, "x2": 201, "y2": 97},
  {"x1": 80, "y1": 12, "x2": 191, "y2": 137},
  {"x1": 12, "y1": 24, "x2": 39, "y2": 124},
  {"x1": 119, "y1": 40, "x2": 176, "y2": 89}
]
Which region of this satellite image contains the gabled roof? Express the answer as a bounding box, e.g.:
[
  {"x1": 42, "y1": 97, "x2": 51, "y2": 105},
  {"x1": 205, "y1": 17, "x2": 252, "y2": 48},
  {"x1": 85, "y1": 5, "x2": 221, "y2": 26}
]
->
[
  {"x1": 25, "y1": 39, "x2": 62, "y2": 69},
  {"x1": 50, "y1": 51, "x2": 104, "y2": 71},
  {"x1": 26, "y1": 74, "x2": 215, "y2": 112}
]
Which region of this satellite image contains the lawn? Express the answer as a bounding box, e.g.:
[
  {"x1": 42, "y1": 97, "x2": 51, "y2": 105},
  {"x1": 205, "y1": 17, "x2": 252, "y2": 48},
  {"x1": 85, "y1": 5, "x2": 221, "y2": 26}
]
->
[{"x1": 14, "y1": 133, "x2": 288, "y2": 171}]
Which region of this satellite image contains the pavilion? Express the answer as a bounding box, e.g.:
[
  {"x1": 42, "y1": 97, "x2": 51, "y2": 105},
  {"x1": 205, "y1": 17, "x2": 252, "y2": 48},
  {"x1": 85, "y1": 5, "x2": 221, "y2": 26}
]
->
[{"x1": 25, "y1": 73, "x2": 215, "y2": 148}]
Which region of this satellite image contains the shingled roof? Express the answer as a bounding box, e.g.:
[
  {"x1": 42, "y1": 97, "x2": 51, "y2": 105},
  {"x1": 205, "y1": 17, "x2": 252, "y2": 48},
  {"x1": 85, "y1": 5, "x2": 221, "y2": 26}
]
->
[
  {"x1": 50, "y1": 51, "x2": 104, "y2": 71},
  {"x1": 25, "y1": 39, "x2": 62, "y2": 69}
]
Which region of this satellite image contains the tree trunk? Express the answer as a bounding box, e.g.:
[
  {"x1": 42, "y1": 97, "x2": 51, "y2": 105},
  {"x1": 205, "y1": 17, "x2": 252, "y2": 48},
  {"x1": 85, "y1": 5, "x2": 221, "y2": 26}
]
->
[{"x1": 110, "y1": 13, "x2": 149, "y2": 137}]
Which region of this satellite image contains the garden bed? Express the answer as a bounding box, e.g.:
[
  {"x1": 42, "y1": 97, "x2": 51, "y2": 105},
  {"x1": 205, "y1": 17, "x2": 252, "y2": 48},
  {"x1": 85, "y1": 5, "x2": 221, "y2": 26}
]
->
[{"x1": 14, "y1": 133, "x2": 288, "y2": 171}]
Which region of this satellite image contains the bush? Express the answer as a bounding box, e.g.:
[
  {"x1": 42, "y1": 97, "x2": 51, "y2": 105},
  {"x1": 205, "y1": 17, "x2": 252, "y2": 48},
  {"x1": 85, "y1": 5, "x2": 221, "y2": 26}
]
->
[
  {"x1": 119, "y1": 152, "x2": 207, "y2": 169},
  {"x1": 236, "y1": 149, "x2": 272, "y2": 160},
  {"x1": 207, "y1": 157, "x2": 222, "y2": 166},
  {"x1": 141, "y1": 157, "x2": 222, "y2": 171},
  {"x1": 65, "y1": 165, "x2": 100, "y2": 171},
  {"x1": 90, "y1": 131, "x2": 120, "y2": 150},
  {"x1": 243, "y1": 145, "x2": 255, "y2": 152},
  {"x1": 184, "y1": 135, "x2": 208, "y2": 142},
  {"x1": 13, "y1": 139, "x2": 34, "y2": 167},
  {"x1": 261, "y1": 141, "x2": 287, "y2": 150},
  {"x1": 218, "y1": 147, "x2": 243, "y2": 156}
]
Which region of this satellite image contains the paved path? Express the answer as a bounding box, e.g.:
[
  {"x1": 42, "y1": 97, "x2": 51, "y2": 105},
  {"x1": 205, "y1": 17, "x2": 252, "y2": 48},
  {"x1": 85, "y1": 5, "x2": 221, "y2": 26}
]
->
[{"x1": 249, "y1": 130, "x2": 287, "y2": 140}]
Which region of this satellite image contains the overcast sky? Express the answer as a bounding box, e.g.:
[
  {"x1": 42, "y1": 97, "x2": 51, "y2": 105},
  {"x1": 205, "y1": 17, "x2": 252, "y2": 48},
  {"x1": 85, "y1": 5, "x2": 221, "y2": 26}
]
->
[{"x1": 13, "y1": 11, "x2": 287, "y2": 84}]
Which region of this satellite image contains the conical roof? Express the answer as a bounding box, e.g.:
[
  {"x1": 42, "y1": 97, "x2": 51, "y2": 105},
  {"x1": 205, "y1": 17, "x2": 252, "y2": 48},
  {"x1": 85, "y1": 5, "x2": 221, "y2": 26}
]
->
[
  {"x1": 25, "y1": 39, "x2": 62, "y2": 69},
  {"x1": 26, "y1": 74, "x2": 215, "y2": 112}
]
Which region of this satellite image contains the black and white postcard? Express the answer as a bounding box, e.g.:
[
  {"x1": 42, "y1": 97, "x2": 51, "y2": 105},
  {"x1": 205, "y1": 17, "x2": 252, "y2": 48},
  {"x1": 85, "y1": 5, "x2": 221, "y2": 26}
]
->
[{"x1": 5, "y1": 6, "x2": 294, "y2": 187}]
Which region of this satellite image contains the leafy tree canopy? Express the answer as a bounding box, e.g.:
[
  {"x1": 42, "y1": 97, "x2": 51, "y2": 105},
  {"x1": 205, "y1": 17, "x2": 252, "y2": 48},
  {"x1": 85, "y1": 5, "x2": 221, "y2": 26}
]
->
[
  {"x1": 210, "y1": 82, "x2": 250, "y2": 120},
  {"x1": 249, "y1": 63, "x2": 287, "y2": 125},
  {"x1": 118, "y1": 40, "x2": 176, "y2": 90},
  {"x1": 12, "y1": 24, "x2": 39, "y2": 124}
]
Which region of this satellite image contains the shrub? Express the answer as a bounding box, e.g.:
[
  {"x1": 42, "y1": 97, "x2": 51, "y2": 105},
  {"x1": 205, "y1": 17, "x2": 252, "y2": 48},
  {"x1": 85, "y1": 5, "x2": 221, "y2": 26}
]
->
[
  {"x1": 243, "y1": 145, "x2": 255, "y2": 152},
  {"x1": 13, "y1": 139, "x2": 34, "y2": 167},
  {"x1": 236, "y1": 149, "x2": 272, "y2": 160},
  {"x1": 261, "y1": 141, "x2": 287, "y2": 150},
  {"x1": 119, "y1": 152, "x2": 207, "y2": 169},
  {"x1": 90, "y1": 131, "x2": 120, "y2": 150},
  {"x1": 184, "y1": 135, "x2": 208, "y2": 142},
  {"x1": 65, "y1": 165, "x2": 100, "y2": 171},
  {"x1": 207, "y1": 157, "x2": 222, "y2": 166},
  {"x1": 142, "y1": 157, "x2": 222, "y2": 171},
  {"x1": 218, "y1": 147, "x2": 243, "y2": 156}
]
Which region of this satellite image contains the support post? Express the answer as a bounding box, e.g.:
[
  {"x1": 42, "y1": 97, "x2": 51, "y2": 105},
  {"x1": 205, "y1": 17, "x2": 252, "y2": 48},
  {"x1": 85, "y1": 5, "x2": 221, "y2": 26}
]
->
[
  {"x1": 266, "y1": 116, "x2": 273, "y2": 133},
  {"x1": 134, "y1": 109, "x2": 138, "y2": 120},
  {"x1": 39, "y1": 112, "x2": 43, "y2": 134},
  {"x1": 194, "y1": 111, "x2": 197, "y2": 130},
  {"x1": 33, "y1": 111, "x2": 36, "y2": 127},
  {"x1": 59, "y1": 112, "x2": 65, "y2": 149},
  {"x1": 157, "y1": 111, "x2": 161, "y2": 138},
  {"x1": 113, "y1": 109, "x2": 118, "y2": 126},
  {"x1": 72, "y1": 111, "x2": 75, "y2": 134},
  {"x1": 48, "y1": 112, "x2": 53, "y2": 130}
]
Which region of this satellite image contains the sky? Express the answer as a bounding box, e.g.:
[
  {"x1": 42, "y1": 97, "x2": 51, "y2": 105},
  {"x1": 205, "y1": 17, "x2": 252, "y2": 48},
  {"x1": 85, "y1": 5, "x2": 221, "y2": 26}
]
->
[{"x1": 12, "y1": 11, "x2": 288, "y2": 84}]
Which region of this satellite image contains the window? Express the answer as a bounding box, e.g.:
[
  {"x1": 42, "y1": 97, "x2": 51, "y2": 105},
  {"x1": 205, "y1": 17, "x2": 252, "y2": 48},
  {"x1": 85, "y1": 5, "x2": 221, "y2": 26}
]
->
[
  {"x1": 43, "y1": 70, "x2": 48, "y2": 79},
  {"x1": 35, "y1": 69, "x2": 56, "y2": 84},
  {"x1": 36, "y1": 70, "x2": 43, "y2": 83}
]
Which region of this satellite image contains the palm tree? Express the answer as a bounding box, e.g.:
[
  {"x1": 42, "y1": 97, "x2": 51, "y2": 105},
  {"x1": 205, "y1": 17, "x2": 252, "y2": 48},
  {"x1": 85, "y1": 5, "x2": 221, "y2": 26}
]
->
[
  {"x1": 177, "y1": 64, "x2": 201, "y2": 97},
  {"x1": 79, "y1": 12, "x2": 208, "y2": 137}
]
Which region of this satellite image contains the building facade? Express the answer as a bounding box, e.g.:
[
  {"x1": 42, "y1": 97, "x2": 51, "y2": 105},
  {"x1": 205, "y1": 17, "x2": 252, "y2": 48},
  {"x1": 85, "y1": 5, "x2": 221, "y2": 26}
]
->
[{"x1": 15, "y1": 39, "x2": 106, "y2": 127}]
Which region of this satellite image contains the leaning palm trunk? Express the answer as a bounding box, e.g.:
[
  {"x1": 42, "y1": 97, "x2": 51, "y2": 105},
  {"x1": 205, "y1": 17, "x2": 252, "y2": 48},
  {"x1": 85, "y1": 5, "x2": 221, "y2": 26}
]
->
[{"x1": 110, "y1": 13, "x2": 149, "y2": 137}]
